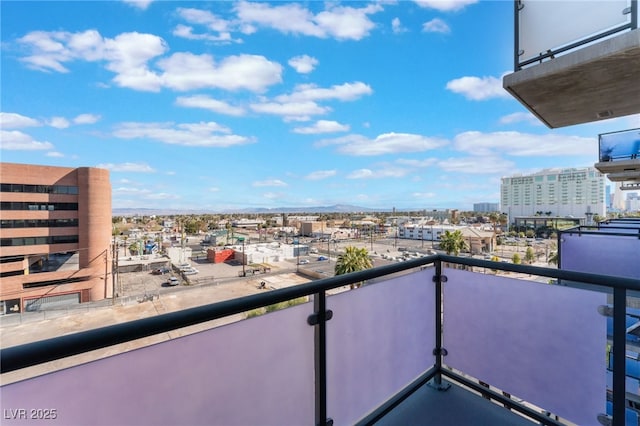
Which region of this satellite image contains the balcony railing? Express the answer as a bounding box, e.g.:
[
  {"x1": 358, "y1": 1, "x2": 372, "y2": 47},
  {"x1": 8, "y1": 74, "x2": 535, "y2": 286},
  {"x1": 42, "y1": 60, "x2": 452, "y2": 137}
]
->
[{"x1": 1, "y1": 255, "x2": 639, "y2": 425}]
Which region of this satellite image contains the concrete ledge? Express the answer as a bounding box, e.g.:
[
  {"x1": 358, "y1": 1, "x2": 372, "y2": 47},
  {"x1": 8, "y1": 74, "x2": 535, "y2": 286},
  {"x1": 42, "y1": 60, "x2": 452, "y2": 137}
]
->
[{"x1": 503, "y1": 29, "x2": 640, "y2": 128}]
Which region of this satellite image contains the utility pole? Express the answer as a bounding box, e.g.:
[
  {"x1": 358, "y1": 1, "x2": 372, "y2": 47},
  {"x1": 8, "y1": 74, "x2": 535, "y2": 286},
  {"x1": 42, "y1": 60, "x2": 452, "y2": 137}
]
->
[{"x1": 239, "y1": 237, "x2": 246, "y2": 276}]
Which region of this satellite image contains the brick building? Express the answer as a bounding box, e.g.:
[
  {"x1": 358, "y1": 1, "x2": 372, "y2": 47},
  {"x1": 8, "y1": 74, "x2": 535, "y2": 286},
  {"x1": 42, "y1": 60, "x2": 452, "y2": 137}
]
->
[{"x1": 0, "y1": 163, "x2": 112, "y2": 313}]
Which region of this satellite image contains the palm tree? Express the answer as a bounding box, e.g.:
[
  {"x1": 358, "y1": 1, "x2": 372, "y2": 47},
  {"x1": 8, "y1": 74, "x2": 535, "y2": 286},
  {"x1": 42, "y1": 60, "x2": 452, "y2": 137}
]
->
[
  {"x1": 439, "y1": 230, "x2": 467, "y2": 256},
  {"x1": 335, "y1": 246, "x2": 373, "y2": 289}
]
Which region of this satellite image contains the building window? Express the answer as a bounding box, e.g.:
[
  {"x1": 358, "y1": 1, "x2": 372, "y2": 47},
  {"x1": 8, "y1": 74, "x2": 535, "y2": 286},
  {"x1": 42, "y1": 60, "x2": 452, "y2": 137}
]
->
[
  {"x1": 0, "y1": 202, "x2": 78, "y2": 211},
  {"x1": 0, "y1": 235, "x2": 79, "y2": 247},
  {"x1": 0, "y1": 183, "x2": 78, "y2": 195},
  {"x1": 0, "y1": 219, "x2": 79, "y2": 228}
]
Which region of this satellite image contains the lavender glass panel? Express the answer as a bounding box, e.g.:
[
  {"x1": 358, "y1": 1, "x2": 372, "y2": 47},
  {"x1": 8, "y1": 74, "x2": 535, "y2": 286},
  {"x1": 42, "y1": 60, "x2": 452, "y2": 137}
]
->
[
  {"x1": 443, "y1": 268, "x2": 606, "y2": 425},
  {"x1": 0, "y1": 302, "x2": 314, "y2": 426},
  {"x1": 597, "y1": 223, "x2": 640, "y2": 232},
  {"x1": 560, "y1": 232, "x2": 640, "y2": 279},
  {"x1": 326, "y1": 268, "x2": 435, "y2": 425}
]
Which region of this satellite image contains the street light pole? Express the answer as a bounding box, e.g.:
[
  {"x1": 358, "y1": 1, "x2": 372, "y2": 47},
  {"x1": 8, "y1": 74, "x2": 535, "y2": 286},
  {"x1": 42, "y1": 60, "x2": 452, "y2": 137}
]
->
[
  {"x1": 370, "y1": 225, "x2": 373, "y2": 251},
  {"x1": 238, "y1": 237, "x2": 245, "y2": 276}
]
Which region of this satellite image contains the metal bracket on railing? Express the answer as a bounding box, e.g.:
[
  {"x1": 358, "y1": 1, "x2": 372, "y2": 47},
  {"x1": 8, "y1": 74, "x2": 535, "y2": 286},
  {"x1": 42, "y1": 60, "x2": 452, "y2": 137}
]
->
[
  {"x1": 597, "y1": 413, "x2": 612, "y2": 426},
  {"x1": 432, "y1": 275, "x2": 448, "y2": 283},
  {"x1": 307, "y1": 310, "x2": 333, "y2": 326},
  {"x1": 433, "y1": 348, "x2": 448, "y2": 357}
]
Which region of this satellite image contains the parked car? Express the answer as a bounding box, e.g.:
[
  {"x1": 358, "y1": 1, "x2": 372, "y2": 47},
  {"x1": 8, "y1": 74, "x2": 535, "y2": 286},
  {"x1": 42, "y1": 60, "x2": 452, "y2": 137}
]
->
[
  {"x1": 167, "y1": 277, "x2": 179, "y2": 286},
  {"x1": 183, "y1": 268, "x2": 198, "y2": 275},
  {"x1": 299, "y1": 259, "x2": 310, "y2": 264},
  {"x1": 152, "y1": 267, "x2": 170, "y2": 275},
  {"x1": 317, "y1": 256, "x2": 328, "y2": 261}
]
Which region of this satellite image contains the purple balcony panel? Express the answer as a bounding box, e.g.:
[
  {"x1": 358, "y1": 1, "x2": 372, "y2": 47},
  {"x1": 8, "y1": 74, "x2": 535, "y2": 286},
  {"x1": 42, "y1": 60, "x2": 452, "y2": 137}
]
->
[
  {"x1": 443, "y1": 268, "x2": 606, "y2": 425},
  {"x1": 0, "y1": 301, "x2": 315, "y2": 426},
  {"x1": 326, "y1": 268, "x2": 436, "y2": 425},
  {"x1": 560, "y1": 232, "x2": 640, "y2": 279}
]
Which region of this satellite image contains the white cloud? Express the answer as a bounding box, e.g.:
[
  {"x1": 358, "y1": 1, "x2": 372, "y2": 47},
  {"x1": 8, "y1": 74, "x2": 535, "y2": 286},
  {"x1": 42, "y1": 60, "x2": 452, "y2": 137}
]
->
[
  {"x1": 73, "y1": 113, "x2": 101, "y2": 124},
  {"x1": 159, "y1": 53, "x2": 282, "y2": 92},
  {"x1": 250, "y1": 100, "x2": 330, "y2": 121},
  {"x1": 253, "y1": 179, "x2": 288, "y2": 187},
  {"x1": 446, "y1": 75, "x2": 510, "y2": 100},
  {"x1": 0, "y1": 112, "x2": 41, "y2": 129},
  {"x1": 173, "y1": 8, "x2": 237, "y2": 43},
  {"x1": 122, "y1": 0, "x2": 154, "y2": 10},
  {"x1": 438, "y1": 156, "x2": 515, "y2": 174},
  {"x1": 95, "y1": 162, "x2": 156, "y2": 173},
  {"x1": 413, "y1": 0, "x2": 478, "y2": 12},
  {"x1": 176, "y1": 7, "x2": 230, "y2": 31},
  {"x1": 347, "y1": 168, "x2": 374, "y2": 179},
  {"x1": 209, "y1": 187, "x2": 220, "y2": 192},
  {"x1": 392, "y1": 18, "x2": 407, "y2": 34},
  {"x1": 176, "y1": 95, "x2": 245, "y2": 116},
  {"x1": 453, "y1": 131, "x2": 597, "y2": 157},
  {"x1": 17, "y1": 29, "x2": 282, "y2": 94},
  {"x1": 18, "y1": 30, "x2": 167, "y2": 91},
  {"x1": 293, "y1": 120, "x2": 349, "y2": 134},
  {"x1": 173, "y1": 25, "x2": 234, "y2": 43},
  {"x1": 0, "y1": 130, "x2": 54, "y2": 150},
  {"x1": 305, "y1": 170, "x2": 337, "y2": 180},
  {"x1": 288, "y1": 55, "x2": 319, "y2": 74},
  {"x1": 234, "y1": 1, "x2": 382, "y2": 41},
  {"x1": 347, "y1": 166, "x2": 409, "y2": 179},
  {"x1": 499, "y1": 111, "x2": 542, "y2": 126},
  {"x1": 277, "y1": 81, "x2": 373, "y2": 103},
  {"x1": 48, "y1": 116, "x2": 70, "y2": 129},
  {"x1": 422, "y1": 18, "x2": 450, "y2": 34},
  {"x1": 46, "y1": 151, "x2": 64, "y2": 157},
  {"x1": 317, "y1": 132, "x2": 448, "y2": 156},
  {"x1": 113, "y1": 121, "x2": 254, "y2": 147}
]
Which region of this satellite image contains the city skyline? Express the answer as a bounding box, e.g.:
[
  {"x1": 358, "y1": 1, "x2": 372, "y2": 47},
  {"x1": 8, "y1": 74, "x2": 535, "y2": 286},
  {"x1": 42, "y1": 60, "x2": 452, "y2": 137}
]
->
[{"x1": 1, "y1": 0, "x2": 639, "y2": 211}]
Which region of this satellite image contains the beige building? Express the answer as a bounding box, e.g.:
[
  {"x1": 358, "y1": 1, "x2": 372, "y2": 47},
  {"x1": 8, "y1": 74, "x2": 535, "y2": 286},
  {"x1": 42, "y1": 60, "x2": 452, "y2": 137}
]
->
[{"x1": 0, "y1": 163, "x2": 112, "y2": 313}]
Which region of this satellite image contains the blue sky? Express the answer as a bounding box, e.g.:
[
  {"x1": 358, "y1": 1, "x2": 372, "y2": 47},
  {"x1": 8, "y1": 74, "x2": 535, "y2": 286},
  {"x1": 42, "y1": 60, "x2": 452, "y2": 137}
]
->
[{"x1": 1, "y1": 0, "x2": 638, "y2": 212}]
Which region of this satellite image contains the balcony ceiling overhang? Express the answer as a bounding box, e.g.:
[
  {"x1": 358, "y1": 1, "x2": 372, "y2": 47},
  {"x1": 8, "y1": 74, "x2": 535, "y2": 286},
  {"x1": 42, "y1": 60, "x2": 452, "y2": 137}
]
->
[
  {"x1": 503, "y1": 29, "x2": 640, "y2": 129},
  {"x1": 594, "y1": 158, "x2": 640, "y2": 182}
]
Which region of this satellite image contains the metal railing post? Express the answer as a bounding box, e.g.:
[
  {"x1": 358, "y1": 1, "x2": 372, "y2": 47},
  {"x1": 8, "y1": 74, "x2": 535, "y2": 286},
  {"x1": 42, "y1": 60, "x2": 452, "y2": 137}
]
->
[
  {"x1": 429, "y1": 258, "x2": 449, "y2": 390},
  {"x1": 310, "y1": 290, "x2": 333, "y2": 426},
  {"x1": 612, "y1": 287, "x2": 626, "y2": 426}
]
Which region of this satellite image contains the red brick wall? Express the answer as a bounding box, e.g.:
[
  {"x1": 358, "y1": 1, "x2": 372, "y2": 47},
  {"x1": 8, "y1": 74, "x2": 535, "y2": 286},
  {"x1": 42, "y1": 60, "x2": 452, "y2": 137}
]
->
[{"x1": 207, "y1": 248, "x2": 234, "y2": 263}]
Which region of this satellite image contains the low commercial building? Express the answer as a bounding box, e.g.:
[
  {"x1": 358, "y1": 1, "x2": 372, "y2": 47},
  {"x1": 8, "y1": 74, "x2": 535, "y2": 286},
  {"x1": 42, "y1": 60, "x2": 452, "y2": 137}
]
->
[{"x1": 0, "y1": 163, "x2": 112, "y2": 313}]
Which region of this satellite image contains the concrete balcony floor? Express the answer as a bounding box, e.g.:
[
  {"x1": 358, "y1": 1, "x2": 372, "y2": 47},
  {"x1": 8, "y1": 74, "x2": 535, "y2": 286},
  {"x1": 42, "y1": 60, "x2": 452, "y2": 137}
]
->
[{"x1": 377, "y1": 380, "x2": 539, "y2": 425}]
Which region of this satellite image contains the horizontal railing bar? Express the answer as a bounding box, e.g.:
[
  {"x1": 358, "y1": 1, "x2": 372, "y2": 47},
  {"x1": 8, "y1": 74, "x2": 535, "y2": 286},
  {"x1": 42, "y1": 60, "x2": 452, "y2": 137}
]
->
[
  {"x1": 439, "y1": 254, "x2": 640, "y2": 290},
  {"x1": 354, "y1": 366, "x2": 438, "y2": 426},
  {"x1": 1, "y1": 256, "x2": 437, "y2": 374},
  {"x1": 3, "y1": 254, "x2": 639, "y2": 374},
  {"x1": 441, "y1": 369, "x2": 564, "y2": 426}
]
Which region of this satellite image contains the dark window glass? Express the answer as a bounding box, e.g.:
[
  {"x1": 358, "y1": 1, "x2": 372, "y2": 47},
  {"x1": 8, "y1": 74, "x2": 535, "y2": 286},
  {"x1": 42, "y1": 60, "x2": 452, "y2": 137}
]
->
[
  {"x1": 0, "y1": 183, "x2": 78, "y2": 195},
  {"x1": 0, "y1": 202, "x2": 78, "y2": 211}
]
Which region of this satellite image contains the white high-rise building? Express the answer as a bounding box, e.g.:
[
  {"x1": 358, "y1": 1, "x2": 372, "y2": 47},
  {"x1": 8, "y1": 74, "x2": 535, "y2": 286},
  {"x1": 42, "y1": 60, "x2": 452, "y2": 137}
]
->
[
  {"x1": 501, "y1": 167, "x2": 606, "y2": 220},
  {"x1": 612, "y1": 182, "x2": 626, "y2": 211}
]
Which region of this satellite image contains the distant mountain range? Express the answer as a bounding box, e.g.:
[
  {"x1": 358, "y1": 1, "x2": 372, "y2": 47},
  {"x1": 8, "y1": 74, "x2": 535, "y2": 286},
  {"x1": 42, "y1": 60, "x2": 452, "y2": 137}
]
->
[{"x1": 112, "y1": 204, "x2": 405, "y2": 216}]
